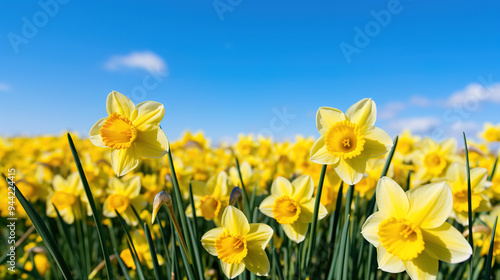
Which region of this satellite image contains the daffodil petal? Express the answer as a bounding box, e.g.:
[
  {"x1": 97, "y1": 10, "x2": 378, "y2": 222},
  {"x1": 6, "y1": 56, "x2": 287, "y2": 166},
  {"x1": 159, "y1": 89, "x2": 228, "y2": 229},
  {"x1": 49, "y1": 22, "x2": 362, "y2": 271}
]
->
[
  {"x1": 191, "y1": 180, "x2": 208, "y2": 197},
  {"x1": 259, "y1": 195, "x2": 277, "y2": 218},
  {"x1": 403, "y1": 251, "x2": 438, "y2": 280},
  {"x1": 243, "y1": 247, "x2": 270, "y2": 276},
  {"x1": 446, "y1": 163, "x2": 464, "y2": 187},
  {"x1": 124, "y1": 175, "x2": 141, "y2": 198},
  {"x1": 362, "y1": 126, "x2": 393, "y2": 158},
  {"x1": 298, "y1": 199, "x2": 327, "y2": 223},
  {"x1": 221, "y1": 261, "x2": 245, "y2": 279},
  {"x1": 291, "y1": 175, "x2": 314, "y2": 202},
  {"x1": 271, "y1": 177, "x2": 293, "y2": 197},
  {"x1": 333, "y1": 158, "x2": 365, "y2": 186},
  {"x1": 132, "y1": 101, "x2": 165, "y2": 130},
  {"x1": 110, "y1": 147, "x2": 140, "y2": 177},
  {"x1": 470, "y1": 167, "x2": 488, "y2": 191},
  {"x1": 201, "y1": 227, "x2": 225, "y2": 256},
  {"x1": 440, "y1": 138, "x2": 457, "y2": 155},
  {"x1": 89, "y1": 117, "x2": 108, "y2": 148},
  {"x1": 102, "y1": 198, "x2": 116, "y2": 218},
  {"x1": 377, "y1": 245, "x2": 405, "y2": 273},
  {"x1": 310, "y1": 136, "x2": 338, "y2": 165},
  {"x1": 52, "y1": 175, "x2": 65, "y2": 191},
  {"x1": 222, "y1": 206, "x2": 250, "y2": 236},
  {"x1": 106, "y1": 91, "x2": 135, "y2": 119},
  {"x1": 316, "y1": 107, "x2": 345, "y2": 135},
  {"x1": 345, "y1": 98, "x2": 376, "y2": 128},
  {"x1": 245, "y1": 223, "x2": 273, "y2": 250},
  {"x1": 421, "y1": 222, "x2": 472, "y2": 263},
  {"x1": 108, "y1": 177, "x2": 125, "y2": 192},
  {"x1": 376, "y1": 177, "x2": 409, "y2": 219},
  {"x1": 361, "y1": 211, "x2": 386, "y2": 247},
  {"x1": 281, "y1": 221, "x2": 309, "y2": 243},
  {"x1": 67, "y1": 172, "x2": 82, "y2": 193},
  {"x1": 407, "y1": 181, "x2": 452, "y2": 229},
  {"x1": 134, "y1": 127, "x2": 169, "y2": 158},
  {"x1": 212, "y1": 171, "x2": 228, "y2": 199}
]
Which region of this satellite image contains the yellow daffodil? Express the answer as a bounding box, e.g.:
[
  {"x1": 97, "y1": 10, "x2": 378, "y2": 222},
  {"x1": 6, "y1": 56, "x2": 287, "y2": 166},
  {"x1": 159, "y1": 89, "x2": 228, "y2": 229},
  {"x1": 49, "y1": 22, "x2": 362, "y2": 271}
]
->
[
  {"x1": 103, "y1": 175, "x2": 146, "y2": 226},
  {"x1": 24, "y1": 253, "x2": 50, "y2": 277},
  {"x1": 229, "y1": 161, "x2": 265, "y2": 195},
  {"x1": 235, "y1": 134, "x2": 255, "y2": 157},
  {"x1": 479, "y1": 122, "x2": 500, "y2": 142},
  {"x1": 120, "y1": 230, "x2": 165, "y2": 270},
  {"x1": 89, "y1": 91, "x2": 169, "y2": 177},
  {"x1": 310, "y1": 98, "x2": 393, "y2": 185},
  {"x1": 396, "y1": 130, "x2": 420, "y2": 158},
  {"x1": 201, "y1": 206, "x2": 273, "y2": 279},
  {"x1": 413, "y1": 138, "x2": 461, "y2": 185},
  {"x1": 186, "y1": 171, "x2": 230, "y2": 224},
  {"x1": 440, "y1": 162, "x2": 490, "y2": 225},
  {"x1": 478, "y1": 206, "x2": 500, "y2": 261},
  {"x1": 46, "y1": 172, "x2": 84, "y2": 224},
  {"x1": 488, "y1": 167, "x2": 500, "y2": 200},
  {"x1": 259, "y1": 175, "x2": 327, "y2": 243},
  {"x1": 362, "y1": 177, "x2": 472, "y2": 279}
]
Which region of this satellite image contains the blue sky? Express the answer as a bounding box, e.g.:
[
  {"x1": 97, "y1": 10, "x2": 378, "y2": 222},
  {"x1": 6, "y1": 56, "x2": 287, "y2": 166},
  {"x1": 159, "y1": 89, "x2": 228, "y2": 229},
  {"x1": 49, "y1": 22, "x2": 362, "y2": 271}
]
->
[{"x1": 1, "y1": 0, "x2": 500, "y2": 143}]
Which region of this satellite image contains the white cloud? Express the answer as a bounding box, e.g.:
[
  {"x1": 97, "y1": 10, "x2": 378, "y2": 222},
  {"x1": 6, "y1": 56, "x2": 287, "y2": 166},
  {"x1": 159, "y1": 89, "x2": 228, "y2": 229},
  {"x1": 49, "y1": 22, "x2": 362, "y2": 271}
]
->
[
  {"x1": 409, "y1": 95, "x2": 430, "y2": 107},
  {"x1": 0, "y1": 82, "x2": 11, "y2": 92},
  {"x1": 388, "y1": 117, "x2": 441, "y2": 133},
  {"x1": 105, "y1": 51, "x2": 167, "y2": 72},
  {"x1": 446, "y1": 83, "x2": 500, "y2": 107},
  {"x1": 379, "y1": 102, "x2": 405, "y2": 120}
]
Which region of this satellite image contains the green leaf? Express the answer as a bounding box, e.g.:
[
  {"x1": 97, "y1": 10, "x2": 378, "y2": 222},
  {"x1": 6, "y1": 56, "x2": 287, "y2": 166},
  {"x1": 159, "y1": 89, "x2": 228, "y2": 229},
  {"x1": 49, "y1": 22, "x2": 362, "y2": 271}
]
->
[
  {"x1": 327, "y1": 214, "x2": 350, "y2": 280},
  {"x1": 53, "y1": 204, "x2": 83, "y2": 279},
  {"x1": 485, "y1": 216, "x2": 498, "y2": 280},
  {"x1": 67, "y1": 133, "x2": 114, "y2": 280},
  {"x1": 488, "y1": 157, "x2": 499, "y2": 182},
  {"x1": 167, "y1": 149, "x2": 195, "y2": 262},
  {"x1": 188, "y1": 182, "x2": 205, "y2": 280},
  {"x1": 144, "y1": 223, "x2": 163, "y2": 280},
  {"x1": 463, "y1": 132, "x2": 475, "y2": 280},
  {"x1": 115, "y1": 210, "x2": 146, "y2": 280},
  {"x1": 273, "y1": 248, "x2": 286, "y2": 280},
  {"x1": 235, "y1": 157, "x2": 252, "y2": 219},
  {"x1": 4, "y1": 176, "x2": 73, "y2": 280}
]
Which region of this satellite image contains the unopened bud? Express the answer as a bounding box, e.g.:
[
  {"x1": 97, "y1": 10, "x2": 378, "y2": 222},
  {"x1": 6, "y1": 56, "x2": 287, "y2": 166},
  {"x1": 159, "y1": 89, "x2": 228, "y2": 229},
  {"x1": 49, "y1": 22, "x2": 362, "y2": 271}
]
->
[
  {"x1": 229, "y1": 187, "x2": 243, "y2": 206},
  {"x1": 152, "y1": 191, "x2": 172, "y2": 224}
]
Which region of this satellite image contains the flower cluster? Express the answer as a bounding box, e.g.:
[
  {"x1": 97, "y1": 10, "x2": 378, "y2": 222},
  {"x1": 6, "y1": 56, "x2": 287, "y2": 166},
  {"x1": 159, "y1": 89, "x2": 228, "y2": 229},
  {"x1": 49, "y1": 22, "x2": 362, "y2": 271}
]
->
[{"x1": 2, "y1": 93, "x2": 500, "y2": 280}]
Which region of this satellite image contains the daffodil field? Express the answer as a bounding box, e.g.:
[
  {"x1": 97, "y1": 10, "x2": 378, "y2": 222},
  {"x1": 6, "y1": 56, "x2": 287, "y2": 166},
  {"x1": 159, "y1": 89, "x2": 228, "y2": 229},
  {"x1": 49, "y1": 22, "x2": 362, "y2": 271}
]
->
[{"x1": 3, "y1": 92, "x2": 500, "y2": 280}]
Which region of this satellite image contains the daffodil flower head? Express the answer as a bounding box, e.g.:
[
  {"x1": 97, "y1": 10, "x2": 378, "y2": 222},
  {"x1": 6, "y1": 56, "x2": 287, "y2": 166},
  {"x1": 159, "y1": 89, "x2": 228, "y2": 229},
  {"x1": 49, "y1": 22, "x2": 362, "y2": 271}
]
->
[
  {"x1": 443, "y1": 162, "x2": 490, "y2": 225},
  {"x1": 102, "y1": 175, "x2": 146, "y2": 226},
  {"x1": 310, "y1": 98, "x2": 393, "y2": 185},
  {"x1": 259, "y1": 175, "x2": 328, "y2": 243},
  {"x1": 89, "y1": 91, "x2": 169, "y2": 177},
  {"x1": 46, "y1": 172, "x2": 84, "y2": 224},
  {"x1": 201, "y1": 206, "x2": 273, "y2": 279},
  {"x1": 186, "y1": 171, "x2": 230, "y2": 224},
  {"x1": 412, "y1": 137, "x2": 460, "y2": 185},
  {"x1": 479, "y1": 122, "x2": 500, "y2": 142},
  {"x1": 362, "y1": 177, "x2": 472, "y2": 279}
]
